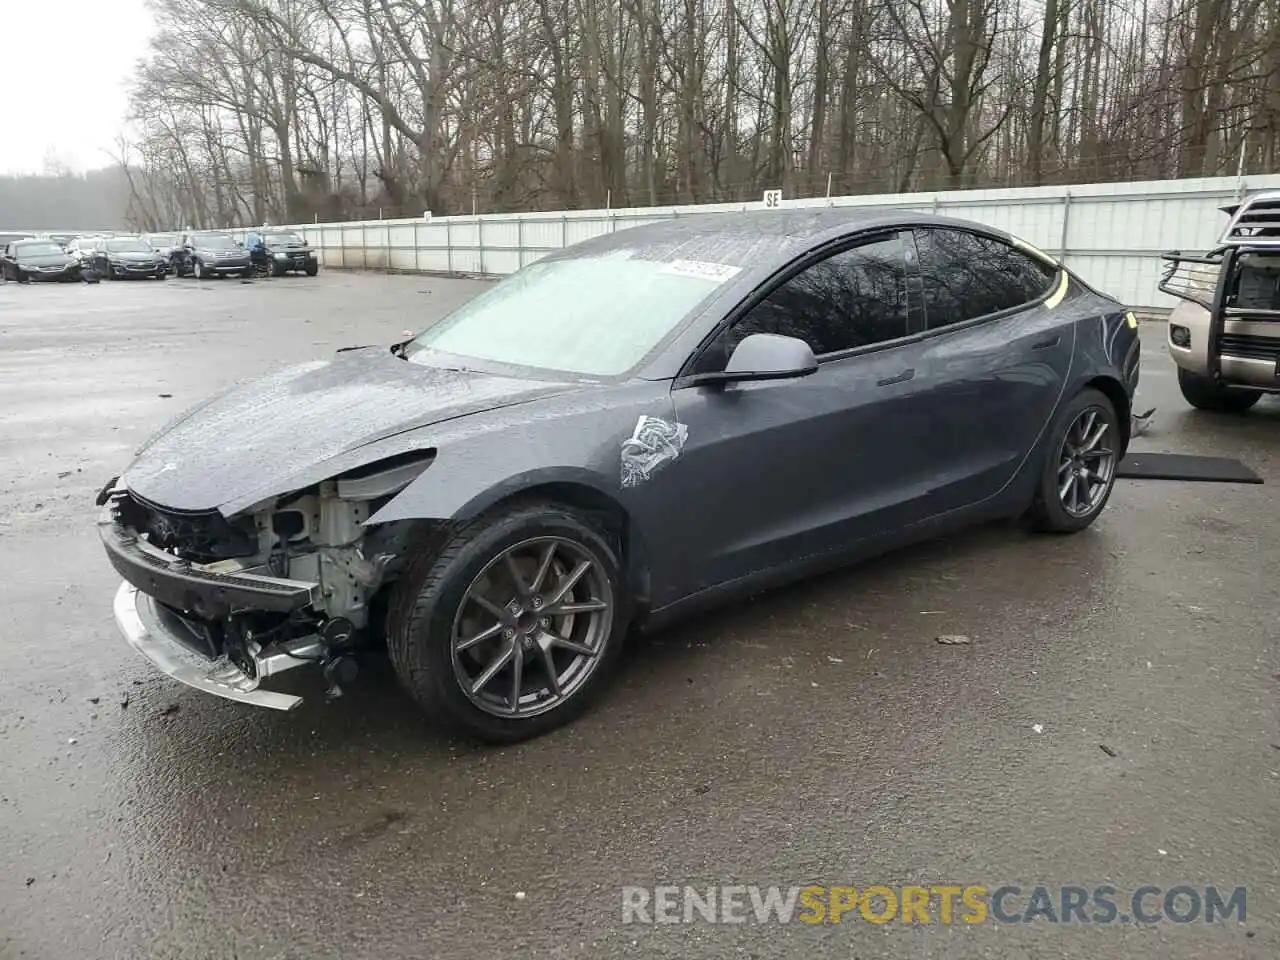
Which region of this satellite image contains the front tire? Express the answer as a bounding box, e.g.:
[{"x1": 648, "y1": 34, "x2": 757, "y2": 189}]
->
[
  {"x1": 1176, "y1": 368, "x2": 1262, "y2": 413},
  {"x1": 192, "y1": 258, "x2": 204, "y2": 279},
  {"x1": 304, "y1": 261, "x2": 318, "y2": 276},
  {"x1": 1027, "y1": 387, "x2": 1120, "y2": 534},
  {"x1": 387, "y1": 502, "x2": 627, "y2": 743}
]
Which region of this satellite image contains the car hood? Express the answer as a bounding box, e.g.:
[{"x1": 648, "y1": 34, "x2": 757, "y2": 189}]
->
[
  {"x1": 20, "y1": 254, "x2": 73, "y2": 267},
  {"x1": 107, "y1": 250, "x2": 159, "y2": 262},
  {"x1": 198, "y1": 247, "x2": 246, "y2": 257},
  {"x1": 122, "y1": 346, "x2": 577, "y2": 513}
]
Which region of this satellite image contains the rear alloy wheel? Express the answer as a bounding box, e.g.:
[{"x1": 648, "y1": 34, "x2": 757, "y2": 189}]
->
[
  {"x1": 1027, "y1": 387, "x2": 1119, "y2": 533},
  {"x1": 387, "y1": 502, "x2": 626, "y2": 742},
  {"x1": 1177, "y1": 368, "x2": 1261, "y2": 413}
]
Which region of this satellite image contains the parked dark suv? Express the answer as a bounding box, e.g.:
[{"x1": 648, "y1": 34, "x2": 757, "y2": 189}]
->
[
  {"x1": 241, "y1": 229, "x2": 320, "y2": 277},
  {"x1": 175, "y1": 231, "x2": 253, "y2": 279}
]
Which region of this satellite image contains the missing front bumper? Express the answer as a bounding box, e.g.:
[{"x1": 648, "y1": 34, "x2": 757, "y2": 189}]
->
[
  {"x1": 98, "y1": 501, "x2": 319, "y2": 618},
  {"x1": 113, "y1": 581, "x2": 323, "y2": 711}
]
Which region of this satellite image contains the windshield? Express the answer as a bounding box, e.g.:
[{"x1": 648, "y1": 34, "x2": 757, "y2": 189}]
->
[
  {"x1": 265, "y1": 232, "x2": 303, "y2": 245},
  {"x1": 105, "y1": 238, "x2": 151, "y2": 252},
  {"x1": 147, "y1": 234, "x2": 176, "y2": 246},
  {"x1": 405, "y1": 252, "x2": 734, "y2": 377},
  {"x1": 16, "y1": 242, "x2": 64, "y2": 258},
  {"x1": 193, "y1": 234, "x2": 237, "y2": 250}
]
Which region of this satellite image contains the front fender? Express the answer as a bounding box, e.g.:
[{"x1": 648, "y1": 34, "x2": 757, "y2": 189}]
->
[
  {"x1": 364, "y1": 383, "x2": 679, "y2": 527},
  {"x1": 368, "y1": 463, "x2": 620, "y2": 525}
]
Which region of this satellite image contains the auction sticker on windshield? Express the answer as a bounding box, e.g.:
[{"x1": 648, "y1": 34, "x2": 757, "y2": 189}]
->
[{"x1": 662, "y1": 259, "x2": 743, "y2": 283}]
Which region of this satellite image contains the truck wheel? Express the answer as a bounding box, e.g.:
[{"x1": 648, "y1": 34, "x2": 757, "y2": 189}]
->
[
  {"x1": 1177, "y1": 368, "x2": 1261, "y2": 413},
  {"x1": 305, "y1": 262, "x2": 318, "y2": 276},
  {"x1": 386, "y1": 502, "x2": 628, "y2": 743}
]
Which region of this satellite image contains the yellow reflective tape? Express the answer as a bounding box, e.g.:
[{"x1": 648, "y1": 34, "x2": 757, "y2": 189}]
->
[
  {"x1": 1125, "y1": 310, "x2": 1138, "y2": 328},
  {"x1": 1043, "y1": 270, "x2": 1069, "y2": 309},
  {"x1": 1010, "y1": 235, "x2": 1060, "y2": 267}
]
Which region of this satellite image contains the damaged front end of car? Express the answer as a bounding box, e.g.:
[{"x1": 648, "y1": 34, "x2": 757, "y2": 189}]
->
[{"x1": 96, "y1": 452, "x2": 436, "y2": 709}]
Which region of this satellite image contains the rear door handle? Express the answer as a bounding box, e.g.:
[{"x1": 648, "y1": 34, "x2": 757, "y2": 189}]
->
[
  {"x1": 876, "y1": 368, "x2": 915, "y2": 386},
  {"x1": 1031, "y1": 335, "x2": 1061, "y2": 350}
]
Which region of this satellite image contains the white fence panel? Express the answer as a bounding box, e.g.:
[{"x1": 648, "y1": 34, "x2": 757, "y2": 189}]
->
[{"x1": 285, "y1": 175, "x2": 1280, "y2": 308}]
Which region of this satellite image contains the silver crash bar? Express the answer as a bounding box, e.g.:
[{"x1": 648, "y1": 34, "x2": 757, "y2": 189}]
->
[{"x1": 114, "y1": 581, "x2": 323, "y2": 711}]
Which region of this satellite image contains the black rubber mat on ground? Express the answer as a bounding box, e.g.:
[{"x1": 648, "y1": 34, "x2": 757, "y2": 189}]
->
[{"x1": 1116, "y1": 453, "x2": 1263, "y2": 484}]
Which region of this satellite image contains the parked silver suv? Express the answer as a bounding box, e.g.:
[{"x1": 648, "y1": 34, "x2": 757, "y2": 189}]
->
[{"x1": 1161, "y1": 191, "x2": 1280, "y2": 412}]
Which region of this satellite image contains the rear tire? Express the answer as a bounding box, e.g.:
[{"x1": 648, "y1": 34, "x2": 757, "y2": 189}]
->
[
  {"x1": 386, "y1": 502, "x2": 627, "y2": 743},
  {"x1": 1027, "y1": 387, "x2": 1120, "y2": 534},
  {"x1": 1177, "y1": 368, "x2": 1262, "y2": 413}
]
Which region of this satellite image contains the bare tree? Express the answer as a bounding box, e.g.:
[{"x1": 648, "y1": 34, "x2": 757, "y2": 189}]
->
[{"x1": 107, "y1": 0, "x2": 1280, "y2": 228}]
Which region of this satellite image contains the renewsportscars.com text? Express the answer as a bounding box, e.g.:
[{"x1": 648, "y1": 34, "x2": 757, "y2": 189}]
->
[{"x1": 621, "y1": 884, "x2": 1246, "y2": 925}]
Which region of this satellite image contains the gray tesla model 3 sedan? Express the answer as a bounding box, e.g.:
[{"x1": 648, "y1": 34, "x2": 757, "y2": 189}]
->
[{"x1": 96, "y1": 208, "x2": 1140, "y2": 741}]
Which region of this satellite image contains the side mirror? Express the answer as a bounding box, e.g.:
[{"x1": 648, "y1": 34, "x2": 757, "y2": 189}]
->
[{"x1": 684, "y1": 333, "x2": 819, "y2": 388}]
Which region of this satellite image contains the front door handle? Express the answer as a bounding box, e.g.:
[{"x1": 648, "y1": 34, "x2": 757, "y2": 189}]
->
[
  {"x1": 876, "y1": 368, "x2": 915, "y2": 386},
  {"x1": 1031, "y1": 335, "x2": 1061, "y2": 350}
]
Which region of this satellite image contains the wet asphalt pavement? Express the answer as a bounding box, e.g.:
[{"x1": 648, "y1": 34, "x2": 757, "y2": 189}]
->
[{"x1": 0, "y1": 272, "x2": 1277, "y2": 960}]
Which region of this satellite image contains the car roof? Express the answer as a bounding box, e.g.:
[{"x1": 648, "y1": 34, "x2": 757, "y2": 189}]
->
[{"x1": 542, "y1": 208, "x2": 1013, "y2": 271}]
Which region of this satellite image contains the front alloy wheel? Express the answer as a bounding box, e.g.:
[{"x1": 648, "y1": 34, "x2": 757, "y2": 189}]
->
[
  {"x1": 388, "y1": 502, "x2": 627, "y2": 742},
  {"x1": 452, "y1": 536, "x2": 613, "y2": 719},
  {"x1": 1028, "y1": 387, "x2": 1119, "y2": 533}
]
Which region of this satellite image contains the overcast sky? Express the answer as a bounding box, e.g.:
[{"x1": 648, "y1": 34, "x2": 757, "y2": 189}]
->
[{"x1": 0, "y1": 0, "x2": 156, "y2": 175}]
